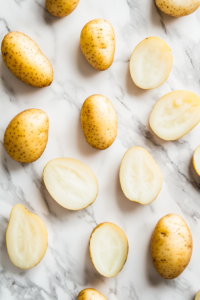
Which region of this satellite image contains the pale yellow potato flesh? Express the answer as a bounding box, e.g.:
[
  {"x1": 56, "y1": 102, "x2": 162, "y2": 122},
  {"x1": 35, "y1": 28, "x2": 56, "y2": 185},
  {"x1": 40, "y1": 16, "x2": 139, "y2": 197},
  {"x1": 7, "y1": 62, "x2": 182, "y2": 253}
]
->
[
  {"x1": 4, "y1": 109, "x2": 49, "y2": 163},
  {"x1": 150, "y1": 90, "x2": 200, "y2": 141},
  {"x1": 1, "y1": 31, "x2": 53, "y2": 87},
  {"x1": 155, "y1": 0, "x2": 200, "y2": 17},
  {"x1": 193, "y1": 145, "x2": 200, "y2": 176},
  {"x1": 89, "y1": 223, "x2": 129, "y2": 278},
  {"x1": 78, "y1": 288, "x2": 107, "y2": 300},
  {"x1": 6, "y1": 204, "x2": 48, "y2": 269},
  {"x1": 195, "y1": 291, "x2": 200, "y2": 300},
  {"x1": 80, "y1": 19, "x2": 115, "y2": 71},
  {"x1": 151, "y1": 214, "x2": 193, "y2": 279},
  {"x1": 46, "y1": 0, "x2": 79, "y2": 17},
  {"x1": 119, "y1": 147, "x2": 162, "y2": 204},
  {"x1": 81, "y1": 94, "x2": 117, "y2": 150},
  {"x1": 129, "y1": 37, "x2": 173, "y2": 90},
  {"x1": 43, "y1": 158, "x2": 99, "y2": 210}
]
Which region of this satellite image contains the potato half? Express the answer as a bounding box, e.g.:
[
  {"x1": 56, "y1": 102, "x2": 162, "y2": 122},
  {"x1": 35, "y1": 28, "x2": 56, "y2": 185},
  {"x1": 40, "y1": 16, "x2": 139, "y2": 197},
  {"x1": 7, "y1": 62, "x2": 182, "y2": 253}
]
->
[
  {"x1": 195, "y1": 291, "x2": 200, "y2": 300},
  {"x1": 78, "y1": 289, "x2": 107, "y2": 300},
  {"x1": 151, "y1": 214, "x2": 193, "y2": 279},
  {"x1": 1, "y1": 31, "x2": 53, "y2": 87},
  {"x1": 193, "y1": 146, "x2": 200, "y2": 175},
  {"x1": 43, "y1": 158, "x2": 98, "y2": 210},
  {"x1": 149, "y1": 90, "x2": 200, "y2": 141},
  {"x1": 81, "y1": 95, "x2": 117, "y2": 150},
  {"x1": 80, "y1": 19, "x2": 115, "y2": 71},
  {"x1": 155, "y1": 0, "x2": 200, "y2": 17},
  {"x1": 46, "y1": 0, "x2": 79, "y2": 17},
  {"x1": 129, "y1": 37, "x2": 173, "y2": 89},
  {"x1": 89, "y1": 223, "x2": 129, "y2": 277},
  {"x1": 119, "y1": 147, "x2": 162, "y2": 205},
  {"x1": 6, "y1": 204, "x2": 48, "y2": 269}
]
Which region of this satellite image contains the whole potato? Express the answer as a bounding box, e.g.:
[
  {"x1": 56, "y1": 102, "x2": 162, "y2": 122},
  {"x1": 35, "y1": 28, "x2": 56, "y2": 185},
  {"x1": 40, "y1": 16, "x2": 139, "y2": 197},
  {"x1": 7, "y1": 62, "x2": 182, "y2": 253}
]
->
[
  {"x1": 46, "y1": 0, "x2": 79, "y2": 17},
  {"x1": 155, "y1": 0, "x2": 200, "y2": 17},
  {"x1": 4, "y1": 109, "x2": 49, "y2": 163},
  {"x1": 80, "y1": 95, "x2": 117, "y2": 150},
  {"x1": 78, "y1": 289, "x2": 107, "y2": 300},
  {"x1": 151, "y1": 214, "x2": 193, "y2": 279},
  {"x1": 80, "y1": 19, "x2": 115, "y2": 71},
  {"x1": 1, "y1": 32, "x2": 53, "y2": 87}
]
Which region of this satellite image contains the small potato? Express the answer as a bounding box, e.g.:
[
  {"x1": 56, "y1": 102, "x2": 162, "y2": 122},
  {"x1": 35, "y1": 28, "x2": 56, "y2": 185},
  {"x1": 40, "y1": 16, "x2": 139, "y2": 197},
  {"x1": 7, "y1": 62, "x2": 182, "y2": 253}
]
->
[
  {"x1": 46, "y1": 0, "x2": 79, "y2": 17},
  {"x1": 80, "y1": 94, "x2": 117, "y2": 150},
  {"x1": 155, "y1": 0, "x2": 200, "y2": 17},
  {"x1": 1, "y1": 31, "x2": 53, "y2": 87},
  {"x1": 80, "y1": 19, "x2": 115, "y2": 71},
  {"x1": 151, "y1": 214, "x2": 193, "y2": 279},
  {"x1": 195, "y1": 291, "x2": 200, "y2": 300},
  {"x1": 4, "y1": 109, "x2": 49, "y2": 163},
  {"x1": 78, "y1": 289, "x2": 107, "y2": 300}
]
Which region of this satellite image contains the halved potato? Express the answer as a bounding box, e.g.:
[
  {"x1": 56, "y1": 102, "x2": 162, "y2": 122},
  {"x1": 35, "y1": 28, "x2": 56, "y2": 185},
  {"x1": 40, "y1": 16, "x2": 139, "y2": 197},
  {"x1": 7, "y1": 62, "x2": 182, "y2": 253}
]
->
[
  {"x1": 78, "y1": 288, "x2": 107, "y2": 300},
  {"x1": 129, "y1": 37, "x2": 173, "y2": 89},
  {"x1": 43, "y1": 158, "x2": 98, "y2": 210},
  {"x1": 119, "y1": 147, "x2": 162, "y2": 205},
  {"x1": 149, "y1": 90, "x2": 200, "y2": 141},
  {"x1": 195, "y1": 291, "x2": 200, "y2": 300},
  {"x1": 193, "y1": 146, "x2": 200, "y2": 175},
  {"x1": 6, "y1": 204, "x2": 48, "y2": 269},
  {"x1": 89, "y1": 223, "x2": 128, "y2": 277}
]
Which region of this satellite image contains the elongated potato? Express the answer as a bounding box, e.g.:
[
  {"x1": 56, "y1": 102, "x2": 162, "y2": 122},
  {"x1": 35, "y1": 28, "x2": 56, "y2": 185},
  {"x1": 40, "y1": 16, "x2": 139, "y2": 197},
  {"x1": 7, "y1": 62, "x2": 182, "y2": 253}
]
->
[
  {"x1": 150, "y1": 90, "x2": 200, "y2": 141},
  {"x1": 1, "y1": 31, "x2": 53, "y2": 87},
  {"x1": 43, "y1": 158, "x2": 98, "y2": 210},
  {"x1": 129, "y1": 37, "x2": 173, "y2": 89},
  {"x1": 119, "y1": 147, "x2": 162, "y2": 204},
  {"x1": 46, "y1": 0, "x2": 79, "y2": 17},
  {"x1": 78, "y1": 289, "x2": 107, "y2": 300},
  {"x1": 6, "y1": 204, "x2": 48, "y2": 269},
  {"x1": 195, "y1": 291, "x2": 200, "y2": 300},
  {"x1": 151, "y1": 214, "x2": 193, "y2": 279},
  {"x1": 89, "y1": 223, "x2": 129, "y2": 277},
  {"x1": 193, "y1": 145, "x2": 200, "y2": 176},
  {"x1": 155, "y1": 0, "x2": 200, "y2": 17},
  {"x1": 80, "y1": 19, "x2": 115, "y2": 71}
]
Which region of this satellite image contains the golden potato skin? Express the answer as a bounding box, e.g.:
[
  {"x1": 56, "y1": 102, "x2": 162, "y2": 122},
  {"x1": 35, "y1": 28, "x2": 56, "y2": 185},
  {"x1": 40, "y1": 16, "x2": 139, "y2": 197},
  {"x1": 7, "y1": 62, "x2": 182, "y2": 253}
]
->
[
  {"x1": 151, "y1": 214, "x2": 193, "y2": 279},
  {"x1": 155, "y1": 0, "x2": 200, "y2": 17},
  {"x1": 46, "y1": 0, "x2": 79, "y2": 17},
  {"x1": 1, "y1": 32, "x2": 53, "y2": 87},
  {"x1": 80, "y1": 19, "x2": 115, "y2": 71},
  {"x1": 4, "y1": 109, "x2": 49, "y2": 163},
  {"x1": 81, "y1": 95, "x2": 117, "y2": 150},
  {"x1": 78, "y1": 288, "x2": 107, "y2": 300}
]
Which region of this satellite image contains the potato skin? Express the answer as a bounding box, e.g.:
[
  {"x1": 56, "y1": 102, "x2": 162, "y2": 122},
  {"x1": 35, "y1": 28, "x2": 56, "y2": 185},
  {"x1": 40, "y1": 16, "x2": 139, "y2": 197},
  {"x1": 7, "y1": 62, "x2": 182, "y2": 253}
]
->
[
  {"x1": 77, "y1": 288, "x2": 107, "y2": 300},
  {"x1": 80, "y1": 95, "x2": 117, "y2": 150},
  {"x1": 46, "y1": 0, "x2": 79, "y2": 17},
  {"x1": 4, "y1": 109, "x2": 49, "y2": 163},
  {"x1": 80, "y1": 19, "x2": 115, "y2": 71},
  {"x1": 155, "y1": 0, "x2": 200, "y2": 17},
  {"x1": 1, "y1": 32, "x2": 53, "y2": 87},
  {"x1": 151, "y1": 214, "x2": 193, "y2": 279}
]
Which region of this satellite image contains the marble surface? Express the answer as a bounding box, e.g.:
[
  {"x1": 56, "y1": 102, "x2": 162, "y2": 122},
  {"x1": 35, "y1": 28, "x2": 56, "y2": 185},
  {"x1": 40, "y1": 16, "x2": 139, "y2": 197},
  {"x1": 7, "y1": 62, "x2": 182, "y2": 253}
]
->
[{"x1": 0, "y1": 0, "x2": 200, "y2": 299}]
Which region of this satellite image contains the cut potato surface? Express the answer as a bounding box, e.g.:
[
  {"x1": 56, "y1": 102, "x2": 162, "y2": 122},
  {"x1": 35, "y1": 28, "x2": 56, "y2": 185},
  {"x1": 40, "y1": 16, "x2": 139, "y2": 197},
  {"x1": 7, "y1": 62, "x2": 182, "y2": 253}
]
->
[
  {"x1": 150, "y1": 90, "x2": 200, "y2": 141},
  {"x1": 89, "y1": 223, "x2": 128, "y2": 277},
  {"x1": 195, "y1": 291, "x2": 200, "y2": 300},
  {"x1": 6, "y1": 204, "x2": 48, "y2": 269},
  {"x1": 193, "y1": 146, "x2": 200, "y2": 176},
  {"x1": 119, "y1": 147, "x2": 162, "y2": 205},
  {"x1": 129, "y1": 37, "x2": 173, "y2": 89},
  {"x1": 43, "y1": 158, "x2": 98, "y2": 210},
  {"x1": 78, "y1": 288, "x2": 107, "y2": 300}
]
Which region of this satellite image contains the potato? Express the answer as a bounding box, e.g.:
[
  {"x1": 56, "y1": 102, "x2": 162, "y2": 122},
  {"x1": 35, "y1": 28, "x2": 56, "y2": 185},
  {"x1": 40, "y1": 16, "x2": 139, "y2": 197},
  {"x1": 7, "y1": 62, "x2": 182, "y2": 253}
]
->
[
  {"x1": 78, "y1": 289, "x2": 107, "y2": 300},
  {"x1": 43, "y1": 158, "x2": 99, "y2": 210},
  {"x1": 46, "y1": 0, "x2": 79, "y2": 17},
  {"x1": 6, "y1": 204, "x2": 48, "y2": 269},
  {"x1": 1, "y1": 31, "x2": 53, "y2": 87},
  {"x1": 81, "y1": 95, "x2": 117, "y2": 150},
  {"x1": 149, "y1": 90, "x2": 200, "y2": 141},
  {"x1": 89, "y1": 223, "x2": 129, "y2": 277},
  {"x1": 155, "y1": 0, "x2": 200, "y2": 17},
  {"x1": 151, "y1": 214, "x2": 193, "y2": 279},
  {"x1": 129, "y1": 37, "x2": 173, "y2": 90},
  {"x1": 193, "y1": 145, "x2": 200, "y2": 176},
  {"x1": 4, "y1": 109, "x2": 49, "y2": 163},
  {"x1": 80, "y1": 19, "x2": 115, "y2": 71},
  {"x1": 119, "y1": 147, "x2": 162, "y2": 204},
  {"x1": 195, "y1": 291, "x2": 200, "y2": 300}
]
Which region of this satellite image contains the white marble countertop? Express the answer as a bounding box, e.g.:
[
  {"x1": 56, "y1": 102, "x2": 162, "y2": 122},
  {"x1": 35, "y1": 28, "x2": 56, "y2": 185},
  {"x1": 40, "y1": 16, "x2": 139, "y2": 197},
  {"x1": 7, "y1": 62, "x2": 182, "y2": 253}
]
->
[{"x1": 1, "y1": 0, "x2": 200, "y2": 299}]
